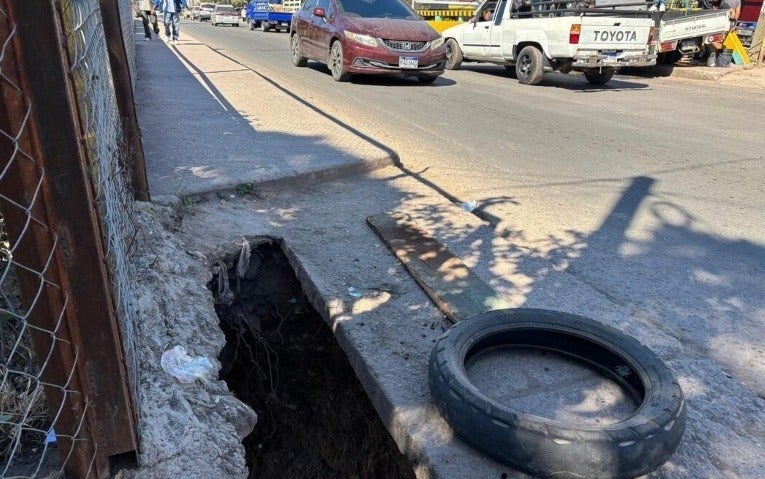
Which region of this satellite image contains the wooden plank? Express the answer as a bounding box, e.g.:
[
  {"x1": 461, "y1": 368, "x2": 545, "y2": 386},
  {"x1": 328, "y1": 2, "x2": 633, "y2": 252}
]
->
[
  {"x1": 367, "y1": 212, "x2": 510, "y2": 323},
  {"x1": 750, "y1": 12, "x2": 765, "y2": 64}
]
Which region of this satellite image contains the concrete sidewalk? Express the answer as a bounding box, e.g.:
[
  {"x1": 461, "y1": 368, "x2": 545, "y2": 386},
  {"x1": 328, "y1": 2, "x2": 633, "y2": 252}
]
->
[
  {"x1": 131, "y1": 27, "x2": 763, "y2": 479},
  {"x1": 625, "y1": 59, "x2": 765, "y2": 89},
  {"x1": 135, "y1": 34, "x2": 394, "y2": 198}
]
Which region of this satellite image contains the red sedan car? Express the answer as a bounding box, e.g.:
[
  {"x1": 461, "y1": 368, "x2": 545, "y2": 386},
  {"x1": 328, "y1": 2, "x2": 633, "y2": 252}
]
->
[{"x1": 289, "y1": 0, "x2": 446, "y2": 83}]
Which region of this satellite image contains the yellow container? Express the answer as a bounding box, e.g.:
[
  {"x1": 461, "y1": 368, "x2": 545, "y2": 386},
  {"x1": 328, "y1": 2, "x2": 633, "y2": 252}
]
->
[{"x1": 427, "y1": 19, "x2": 466, "y2": 32}]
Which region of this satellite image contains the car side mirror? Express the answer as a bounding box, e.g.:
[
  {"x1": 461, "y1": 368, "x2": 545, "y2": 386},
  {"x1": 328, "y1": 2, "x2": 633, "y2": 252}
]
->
[{"x1": 313, "y1": 7, "x2": 325, "y2": 18}]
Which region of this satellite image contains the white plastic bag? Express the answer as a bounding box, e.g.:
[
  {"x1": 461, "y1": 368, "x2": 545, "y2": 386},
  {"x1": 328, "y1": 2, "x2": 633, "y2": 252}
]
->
[{"x1": 160, "y1": 345, "x2": 215, "y2": 383}]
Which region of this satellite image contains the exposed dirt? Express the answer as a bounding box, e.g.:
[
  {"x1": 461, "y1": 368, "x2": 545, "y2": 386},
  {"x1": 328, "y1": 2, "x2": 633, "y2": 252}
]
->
[{"x1": 211, "y1": 241, "x2": 416, "y2": 479}]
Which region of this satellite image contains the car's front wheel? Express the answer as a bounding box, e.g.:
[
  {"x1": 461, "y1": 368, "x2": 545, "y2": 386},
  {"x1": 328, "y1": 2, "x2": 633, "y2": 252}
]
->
[
  {"x1": 291, "y1": 33, "x2": 308, "y2": 67},
  {"x1": 329, "y1": 41, "x2": 350, "y2": 82},
  {"x1": 445, "y1": 38, "x2": 463, "y2": 70}
]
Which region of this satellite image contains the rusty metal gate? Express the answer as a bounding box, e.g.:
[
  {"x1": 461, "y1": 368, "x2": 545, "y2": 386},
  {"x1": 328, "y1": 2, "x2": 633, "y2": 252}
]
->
[{"x1": 1, "y1": 0, "x2": 146, "y2": 477}]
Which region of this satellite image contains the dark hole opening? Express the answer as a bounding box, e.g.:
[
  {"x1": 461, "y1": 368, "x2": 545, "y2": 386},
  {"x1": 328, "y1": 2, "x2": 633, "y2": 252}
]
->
[{"x1": 210, "y1": 239, "x2": 416, "y2": 479}]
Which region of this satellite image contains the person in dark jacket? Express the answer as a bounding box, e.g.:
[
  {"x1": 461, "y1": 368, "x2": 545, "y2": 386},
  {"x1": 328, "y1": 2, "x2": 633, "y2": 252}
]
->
[{"x1": 137, "y1": 0, "x2": 159, "y2": 40}]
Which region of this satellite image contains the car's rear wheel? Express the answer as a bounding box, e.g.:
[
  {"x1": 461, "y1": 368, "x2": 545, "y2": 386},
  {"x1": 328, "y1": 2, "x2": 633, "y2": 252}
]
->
[
  {"x1": 584, "y1": 68, "x2": 616, "y2": 85},
  {"x1": 260, "y1": 21, "x2": 268, "y2": 32},
  {"x1": 516, "y1": 45, "x2": 545, "y2": 85},
  {"x1": 329, "y1": 41, "x2": 350, "y2": 82},
  {"x1": 291, "y1": 33, "x2": 308, "y2": 67},
  {"x1": 445, "y1": 38, "x2": 463, "y2": 70}
]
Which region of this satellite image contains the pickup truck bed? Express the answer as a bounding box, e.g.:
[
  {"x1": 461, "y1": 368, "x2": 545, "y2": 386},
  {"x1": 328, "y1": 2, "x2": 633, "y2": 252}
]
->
[{"x1": 658, "y1": 10, "x2": 730, "y2": 56}]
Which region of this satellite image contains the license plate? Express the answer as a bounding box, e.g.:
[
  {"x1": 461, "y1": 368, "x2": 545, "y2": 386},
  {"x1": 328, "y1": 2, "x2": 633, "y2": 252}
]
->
[
  {"x1": 601, "y1": 50, "x2": 618, "y2": 57},
  {"x1": 399, "y1": 56, "x2": 418, "y2": 69}
]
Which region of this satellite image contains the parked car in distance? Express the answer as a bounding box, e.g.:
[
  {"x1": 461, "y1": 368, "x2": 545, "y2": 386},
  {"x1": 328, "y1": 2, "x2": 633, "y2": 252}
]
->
[
  {"x1": 198, "y1": 2, "x2": 215, "y2": 21},
  {"x1": 190, "y1": 6, "x2": 201, "y2": 19},
  {"x1": 212, "y1": 4, "x2": 241, "y2": 26},
  {"x1": 289, "y1": 0, "x2": 446, "y2": 83}
]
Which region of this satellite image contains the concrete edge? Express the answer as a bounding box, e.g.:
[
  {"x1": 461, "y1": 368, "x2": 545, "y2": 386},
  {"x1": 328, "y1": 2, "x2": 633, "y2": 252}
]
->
[
  {"x1": 278, "y1": 236, "x2": 437, "y2": 477},
  {"x1": 178, "y1": 153, "x2": 396, "y2": 202}
]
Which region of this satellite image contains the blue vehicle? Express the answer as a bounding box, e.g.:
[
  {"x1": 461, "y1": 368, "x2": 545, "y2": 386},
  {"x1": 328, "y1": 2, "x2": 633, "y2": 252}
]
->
[{"x1": 245, "y1": 0, "x2": 297, "y2": 32}]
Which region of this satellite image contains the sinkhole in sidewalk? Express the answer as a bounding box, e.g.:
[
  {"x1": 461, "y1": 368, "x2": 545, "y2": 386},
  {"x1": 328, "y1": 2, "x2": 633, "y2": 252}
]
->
[{"x1": 209, "y1": 239, "x2": 416, "y2": 479}]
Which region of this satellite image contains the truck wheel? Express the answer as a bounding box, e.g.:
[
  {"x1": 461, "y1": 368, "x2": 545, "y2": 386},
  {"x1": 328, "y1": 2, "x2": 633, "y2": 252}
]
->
[
  {"x1": 260, "y1": 21, "x2": 268, "y2": 32},
  {"x1": 291, "y1": 33, "x2": 308, "y2": 67},
  {"x1": 657, "y1": 51, "x2": 682, "y2": 65},
  {"x1": 329, "y1": 41, "x2": 350, "y2": 82},
  {"x1": 429, "y1": 308, "x2": 687, "y2": 479},
  {"x1": 516, "y1": 45, "x2": 545, "y2": 85},
  {"x1": 445, "y1": 39, "x2": 463, "y2": 70},
  {"x1": 248, "y1": 20, "x2": 254, "y2": 30},
  {"x1": 584, "y1": 68, "x2": 616, "y2": 85}
]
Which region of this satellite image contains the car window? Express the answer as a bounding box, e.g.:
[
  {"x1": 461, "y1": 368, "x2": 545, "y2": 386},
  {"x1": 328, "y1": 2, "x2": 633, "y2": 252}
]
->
[
  {"x1": 336, "y1": 0, "x2": 418, "y2": 19},
  {"x1": 201, "y1": 3, "x2": 215, "y2": 8},
  {"x1": 216, "y1": 5, "x2": 236, "y2": 12}
]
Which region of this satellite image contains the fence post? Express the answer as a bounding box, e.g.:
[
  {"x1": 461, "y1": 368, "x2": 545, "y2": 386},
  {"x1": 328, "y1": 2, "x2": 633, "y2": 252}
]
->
[
  {"x1": 1, "y1": 3, "x2": 100, "y2": 477},
  {"x1": 99, "y1": 0, "x2": 151, "y2": 201},
  {"x1": 5, "y1": 0, "x2": 138, "y2": 474}
]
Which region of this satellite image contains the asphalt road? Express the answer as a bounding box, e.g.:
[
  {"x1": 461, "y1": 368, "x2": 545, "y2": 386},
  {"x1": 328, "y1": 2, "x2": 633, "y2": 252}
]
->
[{"x1": 183, "y1": 19, "x2": 765, "y2": 395}]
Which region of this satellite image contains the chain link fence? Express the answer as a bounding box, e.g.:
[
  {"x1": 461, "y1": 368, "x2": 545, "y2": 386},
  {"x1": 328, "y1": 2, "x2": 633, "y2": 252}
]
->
[
  {"x1": 59, "y1": 0, "x2": 141, "y2": 427},
  {"x1": 1, "y1": 0, "x2": 141, "y2": 477}
]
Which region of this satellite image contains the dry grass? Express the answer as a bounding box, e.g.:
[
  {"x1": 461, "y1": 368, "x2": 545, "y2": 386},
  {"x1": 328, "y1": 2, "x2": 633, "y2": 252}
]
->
[{"x1": 1, "y1": 216, "x2": 51, "y2": 462}]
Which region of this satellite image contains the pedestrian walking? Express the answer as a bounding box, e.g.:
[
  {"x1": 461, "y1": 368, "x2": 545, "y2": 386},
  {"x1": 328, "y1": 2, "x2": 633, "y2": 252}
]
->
[
  {"x1": 137, "y1": 0, "x2": 159, "y2": 41},
  {"x1": 155, "y1": 0, "x2": 187, "y2": 44}
]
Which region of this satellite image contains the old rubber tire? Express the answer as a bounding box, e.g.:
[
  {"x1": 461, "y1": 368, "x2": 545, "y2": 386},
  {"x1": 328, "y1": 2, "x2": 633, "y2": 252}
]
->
[
  {"x1": 516, "y1": 45, "x2": 545, "y2": 85},
  {"x1": 291, "y1": 33, "x2": 307, "y2": 67},
  {"x1": 429, "y1": 308, "x2": 686, "y2": 479},
  {"x1": 445, "y1": 38, "x2": 463, "y2": 70},
  {"x1": 584, "y1": 68, "x2": 617, "y2": 85},
  {"x1": 260, "y1": 21, "x2": 268, "y2": 32},
  {"x1": 329, "y1": 41, "x2": 350, "y2": 82},
  {"x1": 248, "y1": 20, "x2": 254, "y2": 30}
]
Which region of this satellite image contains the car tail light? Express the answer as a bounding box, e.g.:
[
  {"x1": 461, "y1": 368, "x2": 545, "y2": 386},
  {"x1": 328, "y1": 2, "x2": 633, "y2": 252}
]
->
[
  {"x1": 707, "y1": 33, "x2": 724, "y2": 43},
  {"x1": 569, "y1": 24, "x2": 581, "y2": 44},
  {"x1": 648, "y1": 26, "x2": 655, "y2": 45},
  {"x1": 660, "y1": 41, "x2": 677, "y2": 52}
]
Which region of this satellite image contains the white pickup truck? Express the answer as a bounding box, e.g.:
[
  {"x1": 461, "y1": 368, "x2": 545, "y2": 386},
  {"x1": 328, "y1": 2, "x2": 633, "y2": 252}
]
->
[
  {"x1": 441, "y1": 0, "x2": 656, "y2": 85},
  {"x1": 653, "y1": 9, "x2": 731, "y2": 63},
  {"x1": 596, "y1": 0, "x2": 731, "y2": 64}
]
